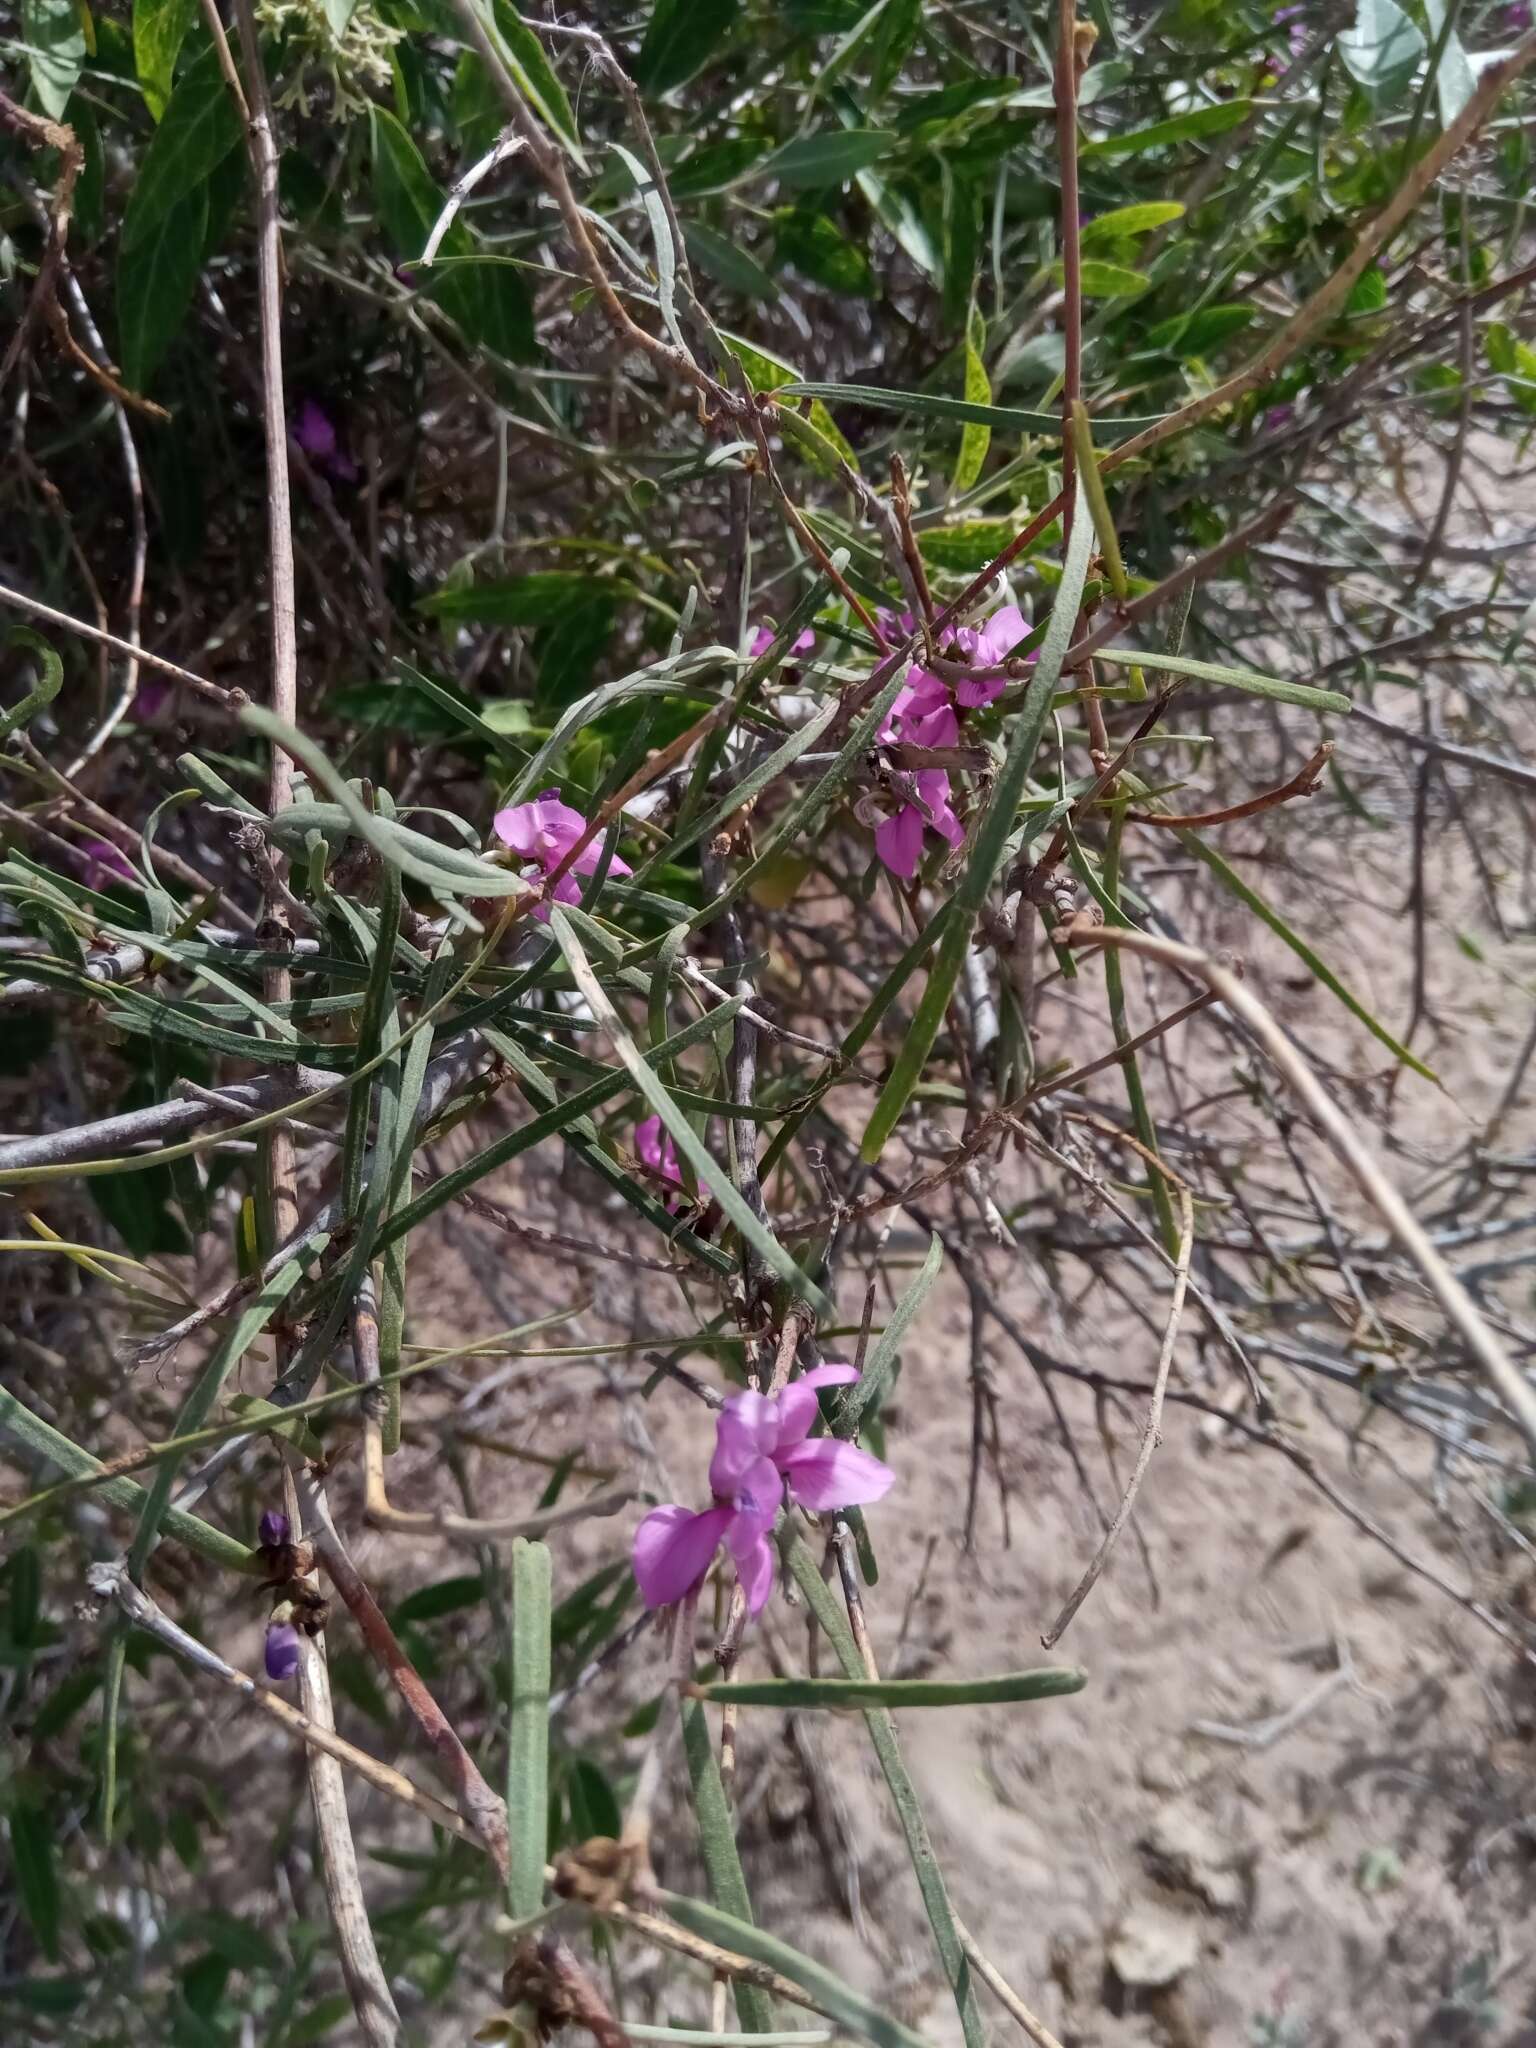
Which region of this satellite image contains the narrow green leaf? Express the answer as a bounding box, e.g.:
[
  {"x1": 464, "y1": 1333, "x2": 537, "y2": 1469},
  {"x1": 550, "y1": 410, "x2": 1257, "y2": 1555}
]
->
[
  {"x1": 485, "y1": 0, "x2": 585, "y2": 165},
  {"x1": 1081, "y1": 99, "x2": 1253, "y2": 160},
  {"x1": 695, "y1": 1668, "x2": 1086, "y2": 1709},
  {"x1": 680, "y1": 1700, "x2": 775, "y2": 2032},
  {"x1": 548, "y1": 908, "x2": 831, "y2": 1313},
  {"x1": 507, "y1": 1539, "x2": 552, "y2": 1918},
  {"x1": 8, "y1": 1805, "x2": 61, "y2": 1961},
  {"x1": 1056, "y1": 258, "x2": 1149, "y2": 298},
  {"x1": 1079, "y1": 201, "x2": 1184, "y2": 244},
  {"x1": 652, "y1": 1888, "x2": 935, "y2": 2048},
  {"x1": 951, "y1": 313, "x2": 991, "y2": 493},
  {"x1": 1176, "y1": 829, "x2": 1437, "y2": 1081},
  {"x1": 683, "y1": 221, "x2": 780, "y2": 301},
  {"x1": 1093, "y1": 647, "x2": 1351, "y2": 714},
  {"x1": 838, "y1": 1232, "x2": 942, "y2": 1434},
  {"x1": 763, "y1": 129, "x2": 895, "y2": 188},
  {"x1": 780, "y1": 1532, "x2": 985, "y2": 2048},
  {"x1": 419, "y1": 571, "x2": 633, "y2": 625},
  {"x1": 779, "y1": 380, "x2": 1164, "y2": 442}
]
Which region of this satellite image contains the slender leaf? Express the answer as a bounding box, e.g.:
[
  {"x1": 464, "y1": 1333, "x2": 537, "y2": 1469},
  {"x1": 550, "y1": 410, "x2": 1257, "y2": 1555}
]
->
[
  {"x1": 1093, "y1": 647, "x2": 1351, "y2": 713},
  {"x1": 762, "y1": 128, "x2": 895, "y2": 187},
  {"x1": 507, "y1": 1539, "x2": 552, "y2": 1917},
  {"x1": 635, "y1": 0, "x2": 741, "y2": 92},
  {"x1": 780, "y1": 380, "x2": 1164, "y2": 442},
  {"x1": 681, "y1": 1701, "x2": 775, "y2": 2031},
  {"x1": 695, "y1": 1668, "x2": 1086, "y2": 1708},
  {"x1": 133, "y1": 0, "x2": 196, "y2": 121}
]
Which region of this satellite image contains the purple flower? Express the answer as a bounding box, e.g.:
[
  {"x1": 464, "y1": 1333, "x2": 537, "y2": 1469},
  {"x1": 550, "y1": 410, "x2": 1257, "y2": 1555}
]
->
[
  {"x1": 264, "y1": 1621, "x2": 301, "y2": 1682},
  {"x1": 290, "y1": 398, "x2": 359, "y2": 485},
  {"x1": 632, "y1": 1366, "x2": 894, "y2": 1616},
  {"x1": 493, "y1": 788, "x2": 632, "y2": 921},
  {"x1": 748, "y1": 623, "x2": 816, "y2": 660},
  {"x1": 78, "y1": 839, "x2": 136, "y2": 891},
  {"x1": 1263, "y1": 404, "x2": 1295, "y2": 434},
  {"x1": 1504, "y1": 0, "x2": 1532, "y2": 27},
  {"x1": 875, "y1": 767, "x2": 964, "y2": 880},
  {"x1": 1276, "y1": 4, "x2": 1308, "y2": 54},
  {"x1": 948, "y1": 602, "x2": 1029, "y2": 708},
  {"x1": 259, "y1": 1509, "x2": 290, "y2": 1548},
  {"x1": 132, "y1": 676, "x2": 171, "y2": 720}
]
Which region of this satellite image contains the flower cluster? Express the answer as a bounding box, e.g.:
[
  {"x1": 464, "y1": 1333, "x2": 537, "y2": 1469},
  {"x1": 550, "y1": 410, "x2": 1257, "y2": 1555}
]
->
[
  {"x1": 633, "y1": 1366, "x2": 894, "y2": 1617},
  {"x1": 254, "y1": 0, "x2": 403, "y2": 120},
  {"x1": 493, "y1": 790, "x2": 632, "y2": 920},
  {"x1": 871, "y1": 600, "x2": 1031, "y2": 880}
]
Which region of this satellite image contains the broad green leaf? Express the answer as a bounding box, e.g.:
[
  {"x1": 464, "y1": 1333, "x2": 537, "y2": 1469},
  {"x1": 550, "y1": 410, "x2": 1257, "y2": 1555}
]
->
[
  {"x1": 634, "y1": 0, "x2": 741, "y2": 92},
  {"x1": 507, "y1": 1540, "x2": 551, "y2": 1918},
  {"x1": 419, "y1": 571, "x2": 631, "y2": 625},
  {"x1": 1080, "y1": 201, "x2": 1184, "y2": 244},
  {"x1": 370, "y1": 106, "x2": 535, "y2": 363},
  {"x1": 1062, "y1": 258, "x2": 1149, "y2": 298},
  {"x1": 1081, "y1": 99, "x2": 1252, "y2": 159},
  {"x1": 1423, "y1": 0, "x2": 1476, "y2": 124},
  {"x1": 485, "y1": 1, "x2": 585, "y2": 165},
  {"x1": 781, "y1": 380, "x2": 1164, "y2": 442},
  {"x1": 22, "y1": 0, "x2": 84, "y2": 119},
  {"x1": 868, "y1": 0, "x2": 921, "y2": 97},
  {"x1": 1486, "y1": 321, "x2": 1536, "y2": 415},
  {"x1": 774, "y1": 207, "x2": 875, "y2": 295},
  {"x1": 763, "y1": 128, "x2": 896, "y2": 188},
  {"x1": 1093, "y1": 646, "x2": 1351, "y2": 713},
  {"x1": 695, "y1": 1668, "x2": 1086, "y2": 1708},
  {"x1": 133, "y1": 0, "x2": 196, "y2": 121},
  {"x1": 918, "y1": 519, "x2": 1016, "y2": 572},
  {"x1": 1144, "y1": 304, "x2": 1253, "y2": 355},
  {"x1": 8, "y1": 1805, "x2": 60, "y2": 1961},
  {"x1": 1338, "y1": 0, "x2": 1425, "y2": 99},
  {"x1": 117, "y1": 185, "x2": 208, "y2": 389},
  {"x1": 723, "y1": 330, "x2": 802, "y2": 392},
  {"x1": 682, "y1": 220, "x2": 779, "y2": 300},
  {"x1": 120, "y1": 43, "x2": 243, "y2": 254},
  {"x1": 952, "y1": 313, "x2": 991, "y2": 493},
  {"x1": 1346, "y1": 265, "x2": 1388, "y2": 315}
]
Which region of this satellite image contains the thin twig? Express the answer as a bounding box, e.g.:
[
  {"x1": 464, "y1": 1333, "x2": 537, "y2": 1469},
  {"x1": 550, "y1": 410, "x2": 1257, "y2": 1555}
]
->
[{"x1": 1041, "y1": 1186, "x2": 1194, "y2": 1647}]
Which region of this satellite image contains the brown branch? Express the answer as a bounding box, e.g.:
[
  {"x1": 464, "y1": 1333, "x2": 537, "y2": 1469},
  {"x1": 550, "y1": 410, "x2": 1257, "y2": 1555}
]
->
[
  {"x1": 1126, "y1": 741, "x2": 1332, "y2": 830},
  {"x1": 0, "y1": 584, "x2": 244, "y2": 709},
  {"x1": 297, "y1": 1464, "x2": 513, "y2": 1882}
]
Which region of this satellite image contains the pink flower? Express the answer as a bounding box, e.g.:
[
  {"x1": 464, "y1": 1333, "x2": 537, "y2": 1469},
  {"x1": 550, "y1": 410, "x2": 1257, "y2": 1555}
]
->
[
  {"x1": 901, "y1": 668, "x2": 960, "y2": 748},
  {"x1": 132, "y1": 676, "x2": 171, "y2": 720},
  {"x1": 874, "y1": 768, "x2": 964, "y2": 881},
  {"x1": 748, "y1": 623, "x2": 816, "y2": 659},
  {"x1": 635, "y1": 1113, "x2": 681, "y2": 1187},
  {"x1": 493, "y1": 788, "x2": 632, "y2": 920},
  {"x1": 948, "y1": 602, "x2": 1029, "y2": 709},
  {"x1": 632, "y1": 1367, "x2": 894, "y2": 1616}
]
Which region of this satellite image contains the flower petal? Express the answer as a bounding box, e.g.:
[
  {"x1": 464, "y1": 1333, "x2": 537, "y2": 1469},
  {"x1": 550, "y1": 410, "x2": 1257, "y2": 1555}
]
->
[
  {"x1": 953, "y1": 673, "x2": 1005, "y2": 711},
  {"x1": 728, "y1": 1528, "x2": 776, "y2": 1615},
  {"x1": 980, "y1": 602, "x2": 1027, "y2": 659},
  {"x1": 775, "y1": 1363, "x2": 859, "y2": 1445},
  {"x1": 875, "y1": 805, "x2": 924, "y2": 880},
  {"x1": 264, "y1": 1621, "x2": 301, "y2": 1682},
  {"x1": 710, "y1": 1395, "x2": 780, "y2": 1495},
  {"x1": 632, "y1": 1504, "x2": 731, "y2": 1608},
  {"x1": 492, "y1": 803, "x2": 541, "y2": 857},
  {"x1": 778, "y1": 1438, "x2": 895, "y2": 1512}
]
